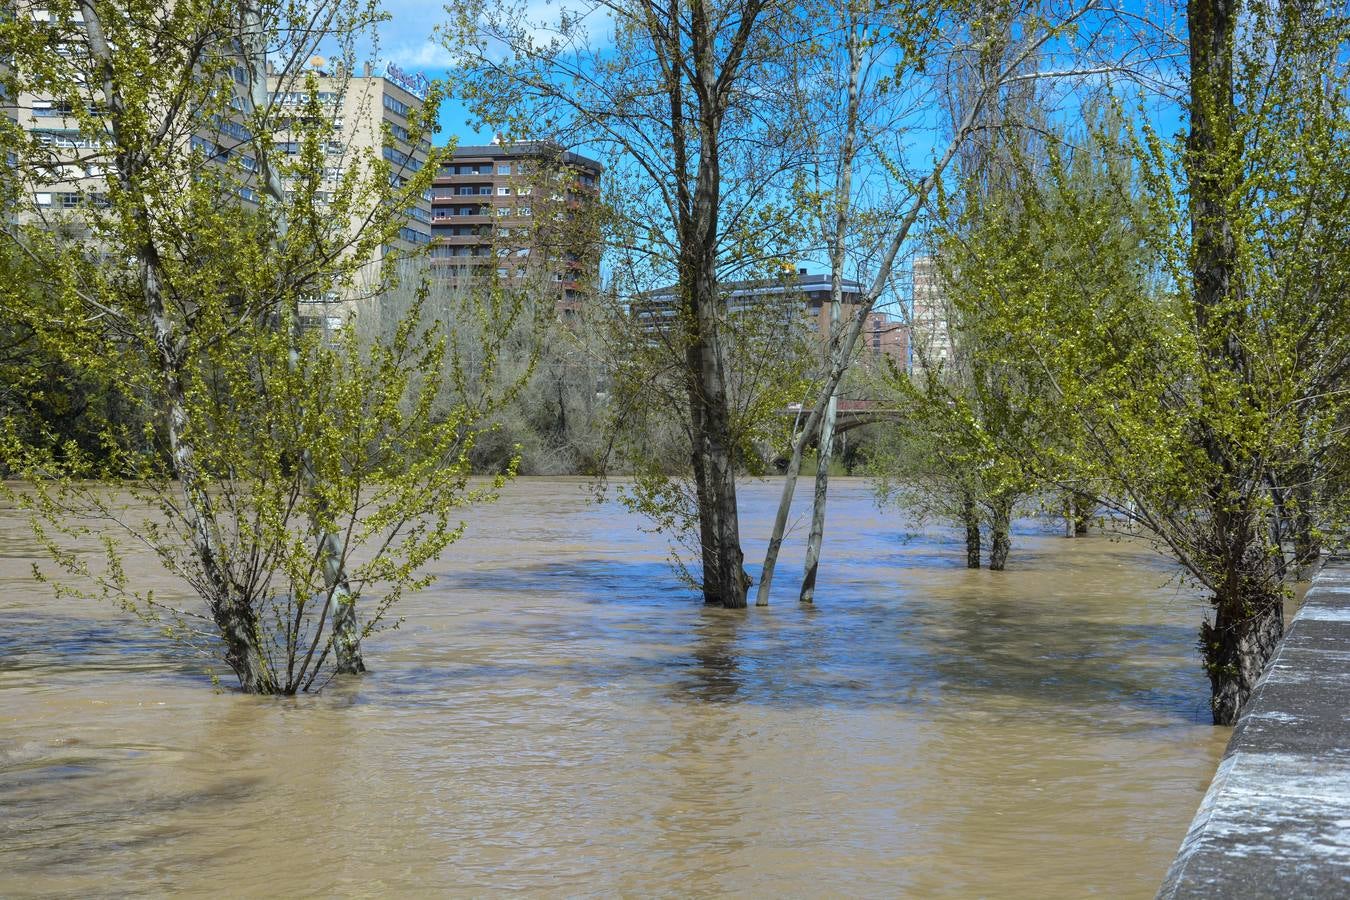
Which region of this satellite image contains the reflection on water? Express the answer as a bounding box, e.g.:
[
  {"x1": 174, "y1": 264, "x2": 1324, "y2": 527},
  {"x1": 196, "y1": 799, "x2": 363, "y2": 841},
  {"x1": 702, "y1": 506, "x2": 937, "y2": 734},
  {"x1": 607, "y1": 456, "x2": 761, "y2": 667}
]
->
[{"x1": 0, "y1": 478, "x2": 1226, "y2": 897}]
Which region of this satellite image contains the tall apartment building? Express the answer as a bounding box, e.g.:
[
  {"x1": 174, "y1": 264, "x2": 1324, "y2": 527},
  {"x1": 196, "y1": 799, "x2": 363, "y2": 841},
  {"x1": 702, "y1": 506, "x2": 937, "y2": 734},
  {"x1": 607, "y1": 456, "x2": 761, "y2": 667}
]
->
[
  {"x1": 429, "y1": 140, "x2": 603, "y2": 315},
  {"x1": 910, "y1": 255, "x2": 952, "y2": 377},
  {"x1": 6, "y1": 8, "x2": 433, "y2": 323},
  {"x1": 268, "y1": 62, "x2": 434, "y2": 325},
  {"x1": 12, "y1": 12, "x2": 250, "y2": 219},
  {"x1": 268, "y1": 63, "x2": 432, "y2": 251}
]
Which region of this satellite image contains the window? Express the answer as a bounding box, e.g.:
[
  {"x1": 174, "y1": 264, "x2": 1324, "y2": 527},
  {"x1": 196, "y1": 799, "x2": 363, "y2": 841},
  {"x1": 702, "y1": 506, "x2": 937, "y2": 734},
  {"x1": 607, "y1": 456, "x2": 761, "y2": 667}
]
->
[
  {"x1": 383, "y1": 146, "x2": 414, "y2": 167},
  {"x1": 496, "y1": 164, "x2": 510, "y2": 175},
  {"x1": 35, "y1": 129, "x2": 101, "y2": 150},
  {"x1": 272, "y1": 91, "x2": 337, "y2": 106},
  {"x1": 496, "y1": 207, "x2": 509, "y2": 217},
  {"x1": 497, "y1": 186, "x2": 511, "y2": 196},
  {"x1": 383, "y1": 94, "x2": 411, "y2": 117},
  {"x1": 518, "y1": 206, "x2": 531, "y2": 216},
  {"x1": 209, "y1": 115, "x2": 252, "y2": 142}
]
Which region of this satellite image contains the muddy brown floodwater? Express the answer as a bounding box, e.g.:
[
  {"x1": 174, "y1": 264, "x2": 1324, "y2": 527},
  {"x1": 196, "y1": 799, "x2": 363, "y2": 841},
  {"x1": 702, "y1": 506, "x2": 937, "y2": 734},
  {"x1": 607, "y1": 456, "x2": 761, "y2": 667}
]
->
[{"x1": 0, "y1": 478, "x2": 1227, "y2": 898}]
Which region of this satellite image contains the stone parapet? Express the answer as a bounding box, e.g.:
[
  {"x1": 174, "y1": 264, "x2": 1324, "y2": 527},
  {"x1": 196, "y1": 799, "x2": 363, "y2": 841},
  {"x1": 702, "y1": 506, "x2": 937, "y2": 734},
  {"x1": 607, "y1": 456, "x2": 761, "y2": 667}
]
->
[{"x1": 1159, "y1": 556, "x2": 1350, "y2": 898}]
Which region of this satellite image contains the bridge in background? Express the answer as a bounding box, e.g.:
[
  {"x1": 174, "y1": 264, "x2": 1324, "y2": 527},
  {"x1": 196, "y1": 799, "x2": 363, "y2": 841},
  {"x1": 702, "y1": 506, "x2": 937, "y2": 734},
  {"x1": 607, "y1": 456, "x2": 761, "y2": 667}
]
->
[{"x1": 783, "y1": 400, "x2": 901, "y2": 435}]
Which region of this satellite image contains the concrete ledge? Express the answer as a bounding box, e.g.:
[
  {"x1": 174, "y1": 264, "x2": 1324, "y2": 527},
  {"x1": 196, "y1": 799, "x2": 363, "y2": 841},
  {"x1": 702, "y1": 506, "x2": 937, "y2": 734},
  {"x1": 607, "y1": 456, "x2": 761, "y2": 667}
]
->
[{"x1": 1159, "y1": 557, "x2": 1350, "y2": 898}]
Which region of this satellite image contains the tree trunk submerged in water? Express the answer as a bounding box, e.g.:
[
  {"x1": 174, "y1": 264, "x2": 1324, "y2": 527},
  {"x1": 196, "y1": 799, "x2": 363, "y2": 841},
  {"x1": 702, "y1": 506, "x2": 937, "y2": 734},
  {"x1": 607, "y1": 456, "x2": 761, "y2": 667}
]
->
[
  {"x1": 799, "y1": 392, "x2": 839, "y2": 603},
  {"x1": 988, "y1": 494, "x2": 1012, "y2": 571},
  {"x1": 241, "y1": 6, "x2": 366, "y2": 673},
  {"x1": 1186, "y1": 0, "x2": 1286, "y2": 724},
  {"x1": 680, "y1": 137, "x2": 748, "y2": 608},
  {"x1": 79, "y1": 1, "x2": 276, "y2": 693},
  {"x1": 683, "y1": 201, "x2": 748, "y2": 610},
  {"x1": 962, "y1": 494, "x2": 981, "y2": 568},
  {"x1": 1072, "y1": 491, "x2": 1093, "y2": 536},
  {"x1": 1202, "y1": 587, "x2": 1284, "y2": 725}
]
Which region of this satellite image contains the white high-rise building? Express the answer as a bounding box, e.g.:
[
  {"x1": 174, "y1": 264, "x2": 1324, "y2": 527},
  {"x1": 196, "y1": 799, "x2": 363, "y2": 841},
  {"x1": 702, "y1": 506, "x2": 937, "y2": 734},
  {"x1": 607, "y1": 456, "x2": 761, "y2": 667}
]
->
[{"x1": 910, "y1": 255, "x2": 952, "y2": 378}]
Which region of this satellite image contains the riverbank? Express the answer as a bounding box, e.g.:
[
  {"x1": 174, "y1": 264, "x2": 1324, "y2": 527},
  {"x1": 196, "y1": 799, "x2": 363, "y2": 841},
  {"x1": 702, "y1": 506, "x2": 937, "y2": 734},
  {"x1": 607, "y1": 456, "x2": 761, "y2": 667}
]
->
[{"x1": 1160, "y1": 555, "x2": 1350, "y2": 897}]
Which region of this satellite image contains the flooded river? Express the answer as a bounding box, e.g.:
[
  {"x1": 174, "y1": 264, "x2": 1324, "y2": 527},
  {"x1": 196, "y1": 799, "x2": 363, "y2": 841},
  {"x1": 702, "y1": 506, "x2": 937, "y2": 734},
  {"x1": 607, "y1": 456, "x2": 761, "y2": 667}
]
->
[{"x1": 1, "y1": 478, "x2": 1226, "y2": 897}]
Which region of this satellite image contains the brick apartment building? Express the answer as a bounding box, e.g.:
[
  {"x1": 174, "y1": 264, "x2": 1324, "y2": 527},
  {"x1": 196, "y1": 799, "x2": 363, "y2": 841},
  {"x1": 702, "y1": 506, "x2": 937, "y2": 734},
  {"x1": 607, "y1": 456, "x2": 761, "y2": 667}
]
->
[{"x1": 429, "y1": 140, "x2": 603, "y2": 314}]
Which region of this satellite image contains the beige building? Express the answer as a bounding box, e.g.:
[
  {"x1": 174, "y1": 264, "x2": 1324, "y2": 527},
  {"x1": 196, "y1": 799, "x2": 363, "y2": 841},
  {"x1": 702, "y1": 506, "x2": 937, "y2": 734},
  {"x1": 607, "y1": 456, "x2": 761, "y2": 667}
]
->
[
  {"x1": 269, "y1": 63, "x2": 434, "y2": 326},
  {"x1": 11, "y1": 6, "x2": 259, "y2": 221},
  {"x1": 910, "y1": 255, "x2": 952, "y2": 377},
  {"x1": 7, "y1": 9, "x2": 433, "y2": 323}
]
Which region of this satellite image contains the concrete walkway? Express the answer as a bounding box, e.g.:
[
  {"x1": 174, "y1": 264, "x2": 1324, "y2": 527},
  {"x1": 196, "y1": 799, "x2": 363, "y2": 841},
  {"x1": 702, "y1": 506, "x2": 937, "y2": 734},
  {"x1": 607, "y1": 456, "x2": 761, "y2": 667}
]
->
[{"x1": 1159, "y1": 556, "x2": 1350, "y2": 897}]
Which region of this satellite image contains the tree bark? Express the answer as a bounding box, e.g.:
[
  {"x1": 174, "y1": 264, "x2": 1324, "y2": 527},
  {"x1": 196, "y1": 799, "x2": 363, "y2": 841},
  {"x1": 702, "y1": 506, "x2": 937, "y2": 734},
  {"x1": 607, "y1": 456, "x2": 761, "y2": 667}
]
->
[
  {"x1": 242, "y1": 4, "x2": 365, "y2": 670},
  {"x1": 797, "y1": 24, "x2": 862, "y2": 606},
  {"x1": 799, "y1": 392, "x2": 837, "y2": 603},
  {"x1": 755, "y1": 14, "x2": 1062, "y2": 604},
  {"x1": 1187, "y1": 0, "x2": 1283, "y2": 724},
  {"x1": 962, "y1": 493, "x2": 981, "y2": 568},
  {"x1": 1202, "y1": 586, "x2": 1284, "y2": 725},
  {"x1": 79, "y1": 0, "x2": 274, "y2": 692},
  {"x1": 1072, "y1": 491, "x2": 1092, "y2": 535},
  {"x1": 988, "y1": 494, "x2": 1012, "y2": 571},
  {"x1": 674, "y1": 0, "x2": 762, "y2": 609}
]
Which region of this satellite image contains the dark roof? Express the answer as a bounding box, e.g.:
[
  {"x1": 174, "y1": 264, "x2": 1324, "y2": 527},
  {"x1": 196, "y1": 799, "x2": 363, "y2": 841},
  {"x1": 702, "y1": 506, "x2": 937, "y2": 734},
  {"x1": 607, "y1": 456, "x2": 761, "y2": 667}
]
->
[
  {"x1": 445, "y1": 140, "x2": 604, "y2": 173},
  {"x1": 639, "y1": 272, "x2": 865, "y2": 302}
]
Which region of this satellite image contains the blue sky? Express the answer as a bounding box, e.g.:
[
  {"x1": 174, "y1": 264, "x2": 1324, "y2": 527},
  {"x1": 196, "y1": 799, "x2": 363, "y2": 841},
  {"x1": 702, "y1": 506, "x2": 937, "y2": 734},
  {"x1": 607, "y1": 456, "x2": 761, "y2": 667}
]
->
[
  {"x1": 376, "y1": 0, "x2": 604, "y2": 146},
  {"x1": 374, "y1": 0, "x2": 478, "y2": 143}
]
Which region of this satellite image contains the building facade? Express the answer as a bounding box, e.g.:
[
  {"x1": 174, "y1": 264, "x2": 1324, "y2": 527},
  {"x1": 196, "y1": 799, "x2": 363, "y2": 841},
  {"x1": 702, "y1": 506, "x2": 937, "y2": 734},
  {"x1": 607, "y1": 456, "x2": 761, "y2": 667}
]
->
[
  {"x1": 267, "y1": 64, "x2": 433, "y2": 253},
  {"x1": 910, "y1": 254, "x2": 952, "y2": 377},
  {"x1": 866, "y1": 309, "x2": 909, "y2": 368},
  {"x1": 429, "y1": 140, "x2": 602, "y2": 315},
  {"x1": 267, "y1": 63, "x2": 434, "y2": 326},
  {"x1": 6, "y1": 10, "x2": 433, "y2": 325},
  {"x1": 634, "y1": 268, "x2": 909, "y2": 367}
]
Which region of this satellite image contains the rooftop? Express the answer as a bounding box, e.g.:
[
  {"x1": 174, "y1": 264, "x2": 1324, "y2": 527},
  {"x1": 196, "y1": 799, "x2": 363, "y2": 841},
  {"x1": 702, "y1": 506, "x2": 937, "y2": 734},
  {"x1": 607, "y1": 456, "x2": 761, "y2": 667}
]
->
[{"x1": 446, "y1": 140, "x2": 604, "y2": 173}]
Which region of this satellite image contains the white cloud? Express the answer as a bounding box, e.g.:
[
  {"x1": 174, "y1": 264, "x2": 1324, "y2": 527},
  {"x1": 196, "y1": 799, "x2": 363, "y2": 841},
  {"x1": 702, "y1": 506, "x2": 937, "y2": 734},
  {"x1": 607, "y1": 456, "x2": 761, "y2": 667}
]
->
[
  {"x1": 376, "y1": 0, "x2": 614, "y2": 74},
  {"x1": 386, "y1": 40, "x2": 455, "y2": 70}
]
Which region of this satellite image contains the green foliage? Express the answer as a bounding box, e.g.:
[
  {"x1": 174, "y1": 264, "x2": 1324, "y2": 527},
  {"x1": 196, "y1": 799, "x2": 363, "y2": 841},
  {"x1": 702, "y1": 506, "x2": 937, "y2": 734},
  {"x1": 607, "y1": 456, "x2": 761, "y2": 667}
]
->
[
  {"x1": 0, "y1": 0, "x2": 521, "y2": 692},
  {"x1": 934, "y1": 2, "x2": 1350, "y2": 591},
  {"x1": 599, "y1": 280, "x2": 817, "y2": 570}
]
